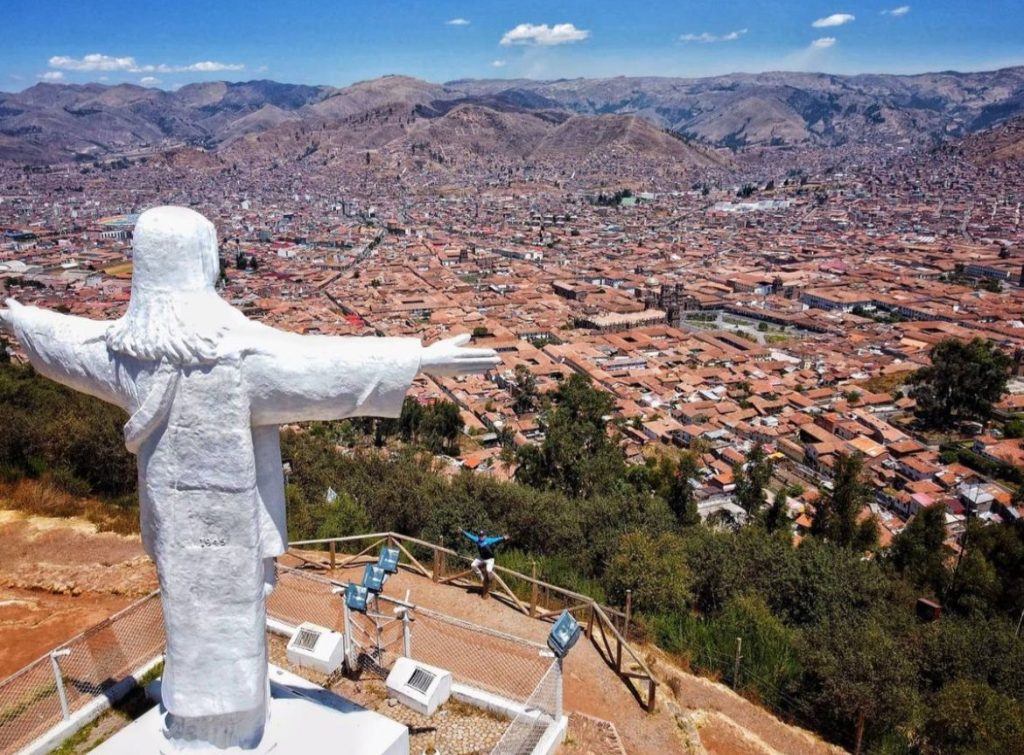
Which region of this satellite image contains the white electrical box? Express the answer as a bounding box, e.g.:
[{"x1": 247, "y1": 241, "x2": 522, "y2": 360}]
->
[
  {"x1": 385, "y1": 657, "x2": 452, "y2": 716},
  {"x1": 286, "y1": 622, "x2": 346, "y2": 675}
]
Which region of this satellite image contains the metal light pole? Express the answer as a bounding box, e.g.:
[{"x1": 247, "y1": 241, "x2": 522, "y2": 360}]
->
[{"x1": 49, "y1": 649, "x2": 72, "y2": 721}]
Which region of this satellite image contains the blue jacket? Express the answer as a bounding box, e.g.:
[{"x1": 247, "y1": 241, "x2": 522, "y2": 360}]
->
[{"x1": 463, "y1": 530, "x2": 506, "y2": 560}]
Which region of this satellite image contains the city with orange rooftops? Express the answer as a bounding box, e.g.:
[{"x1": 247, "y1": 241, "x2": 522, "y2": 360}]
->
[{"x1": 2, "y1": 3, "x2": 1024, "y2": 754}]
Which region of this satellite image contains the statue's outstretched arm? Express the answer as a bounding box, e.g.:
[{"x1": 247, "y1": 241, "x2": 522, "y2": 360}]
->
[
  {"x1": 1, "y1": 299, "x2": 125, "y2": 408},
  {"x1": 420, "y1": 334, "x2": 501, "y2": 376},
  {"x1": 244, "y1": 327, "x2": 498, "y2": 425}
]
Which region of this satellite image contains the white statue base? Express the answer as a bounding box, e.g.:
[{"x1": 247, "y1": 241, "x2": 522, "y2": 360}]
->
[{"x1": 92, "y1": 665, "x2": 409, "y2": 755}]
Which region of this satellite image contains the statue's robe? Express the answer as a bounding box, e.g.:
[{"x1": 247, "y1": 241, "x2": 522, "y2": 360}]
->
[{"x1": 9, "y1": 306, "x2": 420, "y2": 746}]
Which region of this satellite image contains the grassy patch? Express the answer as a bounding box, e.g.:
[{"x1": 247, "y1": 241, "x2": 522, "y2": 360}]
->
[{"x1": 0, "y1": 479, "x2": 139, "y2": 534}]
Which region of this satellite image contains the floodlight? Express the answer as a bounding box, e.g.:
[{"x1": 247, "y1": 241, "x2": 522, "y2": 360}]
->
[
  {"x1": 547, "y1": 610, "x2": 582, "y2": 659},
  {"x1": 378, "y1": 546, "x2": 400, "y2": 574},
  {"x1": 344, "y1": 583, "x2": 369, "y2": 613},
  {"x1": 362, "y1": 564, "x2": 386, "y2": 594}
]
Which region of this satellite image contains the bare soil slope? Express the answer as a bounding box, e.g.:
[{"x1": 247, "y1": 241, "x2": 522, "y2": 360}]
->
[{"x1": 0, "y1": 510, "x2": 156, "y2": 677}]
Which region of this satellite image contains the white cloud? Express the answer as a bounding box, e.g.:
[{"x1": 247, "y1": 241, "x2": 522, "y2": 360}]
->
[
  {"x1": 48, "y1": 53, "x2": 244, "y2": 74},
  {"x1": 182, "y1": 61, "x2": 244, "y2": 72},
  {"x1": 49, "y1": 54, "x2": 137, "y2": 71},
  {"x1": 446, "y1": 18, "x2": 470, "y2": 26},
  {"x1": 812, "y1": 13, "x2": 855, "y2": 28},
  {"x1": 139, "y1": 76, "x2": 160, "y2": 86},
  {"x1": 680, "y1": 28, "x2": 748, "y2": 44},
  {"x1": 39, "y1": 71, "x2": 64, "y2": 81},
  {"x1": 811, "y1": 37, "x2": 837, "y2": 49},
  {"x1": 882, "y1": 6, "x2": 910, "y2": 16},
  {"x1": 500, "y1": 23, "x2": 590, "y2": 46},
  {"x1": 492, "y1": 60, "x2": 507, "y2": 68}
]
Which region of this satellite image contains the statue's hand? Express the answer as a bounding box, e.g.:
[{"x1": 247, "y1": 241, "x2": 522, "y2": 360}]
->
[
  {"x1": 421, "y1": 334, "x2": 500, "y2": 377},
  {"x1": 0, "y1": 298, "x2": 22, "y2": 334}
]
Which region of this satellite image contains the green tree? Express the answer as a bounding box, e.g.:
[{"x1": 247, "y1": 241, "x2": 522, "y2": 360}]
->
[
  {"x1": 716, "y1": 594, "x2": 800, "y2": 703},
  {"x1": 515, "y1": 374, "x2": 626, "y2": 499},
  {"x1": 920, "y1": 679, "x2": 1024, "y2": 755},
  {"x1": 763, "y1": 487, "x2": 788, "y2": 533},
  {"x1": 313, "y1": 490, "x2": 371, "y2": 539},
  {"x1": 510, "y1": 364, "x2": 539, "y2": 416},
  {"x1": 419, "y1": 400, "x2": 463, "y2": 456},
  {"x1": 811, "y1": 453, "x2": 878, "y2": 551},
  {"x1": 889, "y1": 503, "x2": 950, "y2": 595},
  {"x1": 917, "y1": 613, "x2": 1024, "y2": 701},
  {"x1": 604, "y1": 531, "x2": 690, "y2": 613},
  {"x1": 1004, "y1": 418, "x2": 1024, "y2": 438},
  {"x1": 803, "y1": 615, "x2": 918, "y2": 755},
  {"x1": 667, "y1": 452, "x2": 701, "y2": 526},
  {"x1": 910, "y1": 338, "x2": 1011, "y2": 429},
  {"x1": 733, "y1": 443, "x2": 773, "y2": 518},
  {"x1": 947, "y1": 517, "x2": 1024, "y2": 617},
  {"x1": 398, "y1": 396, "x2": 424, "y2": 442}
]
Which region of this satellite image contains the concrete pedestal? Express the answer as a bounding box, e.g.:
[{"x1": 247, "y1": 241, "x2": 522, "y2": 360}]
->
[{"x1": 92, "y1": 665, "x2": 409, "y2": 755}]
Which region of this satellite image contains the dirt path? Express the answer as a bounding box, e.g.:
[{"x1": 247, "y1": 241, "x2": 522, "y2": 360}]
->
[{"x1": 0, "y1": 510, "x2": 156, "y2": 677}]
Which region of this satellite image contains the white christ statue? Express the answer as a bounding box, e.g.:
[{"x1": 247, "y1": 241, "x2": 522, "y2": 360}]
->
[{"x1": 0, "y1": 206, "x2": 499, "y2": 750}]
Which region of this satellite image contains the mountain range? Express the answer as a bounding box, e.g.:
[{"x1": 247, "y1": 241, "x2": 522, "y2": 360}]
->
[{"x1": 2, "y1": 66, "x2": 1024, "y2": 165}]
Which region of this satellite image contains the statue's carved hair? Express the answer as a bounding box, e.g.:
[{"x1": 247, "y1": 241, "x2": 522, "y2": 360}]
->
[{"x1": 106, "y1": 291, "x2": 244, "y2": 366}]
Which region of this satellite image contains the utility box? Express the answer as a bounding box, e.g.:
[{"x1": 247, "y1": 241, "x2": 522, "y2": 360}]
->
[
  {"x1": 286, "y1": 622, "x2": 346, "y2": 675},
  {"x1": 385, "y1": 657, "x2": 452, "y2": 716}
]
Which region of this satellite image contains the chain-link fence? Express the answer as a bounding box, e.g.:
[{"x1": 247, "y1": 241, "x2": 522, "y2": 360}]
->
[
  {"x1": 269, "y1": 566, "x2": 551, "y2": 703},
  {"x1": 0, "y1": 592, "x2": 164, "y2": 755},
  {"x1": 268, "y1": 566, "x2": 409, "y2": 678},
  {"x1": 1, "y1": 560, "x2": 566, "y2": 755},
  {"x1": 490, "y1": 659, "x2": 563, "y2": 755},
  {"x1": 270, "y1": 564, "x2": 563, "y2": 754},
  {"x1": 267, "y1": 566, "x2": 346, "y2": 631},
  {"x1": 411, "y1": 607, "x2": 551, "y2": 704}
]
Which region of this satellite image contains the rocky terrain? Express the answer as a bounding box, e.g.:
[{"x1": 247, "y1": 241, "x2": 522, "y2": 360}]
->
[
  {"x1": 454, "y1": 67, "x2": 1024, "y2": 148},
  {"x1": 3, "y1": 66, "x2": 1024, "y2": 164},
  {"x1": 216, "y1": 101, "x2": 728, "y2": 179},
  {"x1": 939, "y1": 113, "x2": 1024, "y2": 164}
]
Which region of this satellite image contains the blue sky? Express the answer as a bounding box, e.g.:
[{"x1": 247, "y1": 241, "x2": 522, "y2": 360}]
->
[{"x1": 4, "y1": 1, "x2": 1024, "y2": 91}]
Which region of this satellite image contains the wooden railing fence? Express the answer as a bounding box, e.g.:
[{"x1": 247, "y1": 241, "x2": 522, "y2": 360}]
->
[{"x1": 288, "y1": 532, "x2": 657, "y2": 711}]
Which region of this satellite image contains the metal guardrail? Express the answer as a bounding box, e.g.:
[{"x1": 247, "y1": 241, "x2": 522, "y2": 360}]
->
[{"x1": 288, "y1": 531, "x2": 658, "y2": 711}]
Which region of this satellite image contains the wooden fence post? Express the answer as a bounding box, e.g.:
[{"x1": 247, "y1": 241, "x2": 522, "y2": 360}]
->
[
  {"x1": 329, "y1": 541, "x2": 336, "y2": 571},
  {"x1": 615, "y1": 590, "x2": 632, "y2": 672},
  {"x1": 586, "y1": 601, "x2": 595, "y2": 638},
  {"x1": 530, "y1": 561, "x2": 538, "y2": 617},
  {"x1": 624, "y1": 589, "x2": 633, "y2": 642}
]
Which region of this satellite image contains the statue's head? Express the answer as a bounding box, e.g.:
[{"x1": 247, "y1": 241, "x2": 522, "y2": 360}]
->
[
  {"x1": 130, "y1": 206, "x2": 220, "y2": 295},
  {"x1": 107, "y1": 206, "x2": 243, "y2": 366}
]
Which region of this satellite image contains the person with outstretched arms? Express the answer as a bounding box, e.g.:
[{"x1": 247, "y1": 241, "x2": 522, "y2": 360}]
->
[{"x1": 462, "y1": 529, "x2": 508, "y2": 597}]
